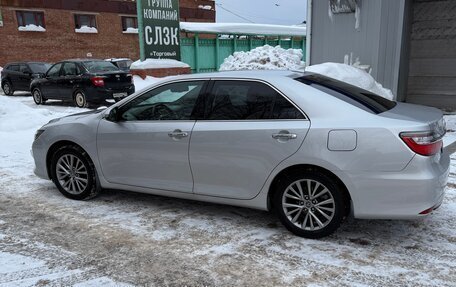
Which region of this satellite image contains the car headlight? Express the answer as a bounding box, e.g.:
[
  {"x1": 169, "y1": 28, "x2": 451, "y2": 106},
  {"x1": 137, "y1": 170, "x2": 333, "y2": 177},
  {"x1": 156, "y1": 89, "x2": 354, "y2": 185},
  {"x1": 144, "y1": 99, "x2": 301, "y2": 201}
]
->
[{"x1": 34, "y1": 129, "x2": 45, "y2": 141}]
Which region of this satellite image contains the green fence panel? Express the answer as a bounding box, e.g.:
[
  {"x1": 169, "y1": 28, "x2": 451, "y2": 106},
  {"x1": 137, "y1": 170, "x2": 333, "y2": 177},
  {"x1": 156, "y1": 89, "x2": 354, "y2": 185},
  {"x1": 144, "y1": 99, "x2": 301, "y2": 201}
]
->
[{"x1": 180, "y1": 35, "x2": 306, "y2": 73}]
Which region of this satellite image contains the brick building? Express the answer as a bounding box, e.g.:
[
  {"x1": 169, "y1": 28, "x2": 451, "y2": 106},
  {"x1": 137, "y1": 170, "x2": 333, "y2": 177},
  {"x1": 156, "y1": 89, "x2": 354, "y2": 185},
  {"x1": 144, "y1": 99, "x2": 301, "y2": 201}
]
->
[{"x1": 0, "y1": 0, "x2": 215, "y2": 66}]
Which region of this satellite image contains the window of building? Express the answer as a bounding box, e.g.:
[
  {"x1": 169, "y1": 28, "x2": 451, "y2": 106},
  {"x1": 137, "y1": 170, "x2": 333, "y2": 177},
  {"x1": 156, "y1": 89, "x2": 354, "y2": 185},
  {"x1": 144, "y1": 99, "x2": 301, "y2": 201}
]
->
[
  {"x1": 16, "y1": 10, "x2": 45, "y2": 28},
  {"x1": 74, "y1": 14, "x2": 97, "y2": 30},
  {"x1": 121, "y1": 16, "x2": 138, "y2": 33}
]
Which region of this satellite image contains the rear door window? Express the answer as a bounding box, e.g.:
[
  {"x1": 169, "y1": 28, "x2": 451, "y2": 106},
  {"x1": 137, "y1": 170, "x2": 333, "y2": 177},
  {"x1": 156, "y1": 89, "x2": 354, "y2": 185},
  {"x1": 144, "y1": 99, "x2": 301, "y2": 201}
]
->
[
  {"x1": 83, "y1": 61, "x2": 118, "y2": 73},
  {"x1": 205, "y1": 81, "x2": 305, "y2": 120},
  {"x1": 47, "y1": 63, "x2": 62, "y2": 77},
  {"x1": 9, "y1": 65, "x2": 20, "y2": 72},
  {"x1": 62, "y1": 62, "x2": 80, "y2": 76}
]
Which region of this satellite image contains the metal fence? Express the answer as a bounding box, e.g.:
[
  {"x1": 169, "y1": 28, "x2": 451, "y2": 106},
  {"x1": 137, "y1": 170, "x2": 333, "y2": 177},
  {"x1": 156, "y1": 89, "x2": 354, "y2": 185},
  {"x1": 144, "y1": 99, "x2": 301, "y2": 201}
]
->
[{"x1": 180, "y1": 34, "x2": 306, "y2": 73}]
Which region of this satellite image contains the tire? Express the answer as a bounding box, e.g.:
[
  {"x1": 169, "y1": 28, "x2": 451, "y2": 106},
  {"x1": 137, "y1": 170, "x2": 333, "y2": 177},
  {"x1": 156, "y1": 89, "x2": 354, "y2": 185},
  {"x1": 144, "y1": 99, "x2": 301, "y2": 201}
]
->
[
  {"x1": 32, "y1": 88, "x2": 45, "y2": 105},
  {"x1": 2, "y1": 81, "x2": 14, "y2": 96},
  {"x1": 273, "y1": 170, "x2": 345, "y2": 239},
  {"x1": 74, "y1": 91, "x2": 89, "y2": 108},
  {"x1": 50, "y1": 145, "x2": 100, "y2": 200}
]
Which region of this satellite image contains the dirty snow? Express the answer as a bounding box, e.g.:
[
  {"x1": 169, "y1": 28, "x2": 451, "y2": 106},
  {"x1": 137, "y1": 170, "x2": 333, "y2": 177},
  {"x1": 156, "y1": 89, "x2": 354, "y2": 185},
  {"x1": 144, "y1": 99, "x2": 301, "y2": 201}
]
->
[
  {"x1": 130, "y1": 59, "x2": 189, "y2": 70},
  {"x1": 75, "y1": 25, "x2": 98, "y2": 33},
  {"x1": 306, "y1": 62, "x2": 395, "y2": 100},
  {"x1": 219, "y1": 45, "x2": 305, "y2": 71},
  {"x1": 198, "y1": 5, "x2": 212, "y2": 10},
  {"x1": 180, "y1": 22, "x2": 306, "y2": 36},
  {"x1": 18, "y1": 24, "x2": 46, "y2": 32},
  {"x1": 0, "y1": 88, "x2": 455, "y2": 285}
]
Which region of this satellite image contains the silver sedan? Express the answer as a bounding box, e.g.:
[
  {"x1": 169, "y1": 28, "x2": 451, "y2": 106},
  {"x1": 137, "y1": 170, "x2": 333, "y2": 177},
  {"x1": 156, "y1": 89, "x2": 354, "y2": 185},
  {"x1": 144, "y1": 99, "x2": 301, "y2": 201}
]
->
[{"x1": 32, "y1": 70, "x2": 450, "y2": 238}]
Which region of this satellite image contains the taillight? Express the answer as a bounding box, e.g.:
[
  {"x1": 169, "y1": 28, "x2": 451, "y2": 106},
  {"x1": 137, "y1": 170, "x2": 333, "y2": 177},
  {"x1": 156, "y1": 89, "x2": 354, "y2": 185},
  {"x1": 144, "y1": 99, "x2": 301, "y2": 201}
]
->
[
  {"x1": 400, "y1": 131, "x2": 442, "y2": 156},
  {"x1": 91, "y1": 77, "x2": 105, "y2": 87}
]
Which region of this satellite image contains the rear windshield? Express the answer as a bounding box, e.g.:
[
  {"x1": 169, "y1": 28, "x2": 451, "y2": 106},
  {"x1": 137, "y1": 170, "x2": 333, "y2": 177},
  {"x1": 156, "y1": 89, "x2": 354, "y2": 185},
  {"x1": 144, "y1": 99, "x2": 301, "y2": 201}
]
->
[
  {"x1": 29, "y1": 63, "x2": 51, "y2": 73},
  {"x1": 83, "y1": 61, "x2": 119, "y2": 73},
  {"x1": 115, "y1": 60, "x2": 133, "y2": 69},
  {"x1": 295, "y1": 74, "x2": 397, "y2": 114}
]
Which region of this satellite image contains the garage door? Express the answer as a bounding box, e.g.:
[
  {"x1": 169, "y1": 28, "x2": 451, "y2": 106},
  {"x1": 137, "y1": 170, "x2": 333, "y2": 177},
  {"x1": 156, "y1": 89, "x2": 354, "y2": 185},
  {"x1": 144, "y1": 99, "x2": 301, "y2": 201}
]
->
[{"x1": 406, "y1": 0, "x2": 456, "y2": 110}]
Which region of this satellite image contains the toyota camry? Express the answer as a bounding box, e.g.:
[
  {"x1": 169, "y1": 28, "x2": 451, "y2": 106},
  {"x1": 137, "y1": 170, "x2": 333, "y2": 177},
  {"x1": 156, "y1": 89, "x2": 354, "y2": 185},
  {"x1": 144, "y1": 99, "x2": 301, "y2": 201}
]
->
[{"x1": 31, "y1": 70, "x2": 450, "y2": 238}]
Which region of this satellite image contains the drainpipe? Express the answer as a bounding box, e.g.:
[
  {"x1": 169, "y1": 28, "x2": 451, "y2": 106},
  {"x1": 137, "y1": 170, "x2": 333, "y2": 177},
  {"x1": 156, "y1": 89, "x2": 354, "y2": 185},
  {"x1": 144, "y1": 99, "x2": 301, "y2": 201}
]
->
[{"x1": 305, "y1": 0, "x2": 312, "y2": 66}]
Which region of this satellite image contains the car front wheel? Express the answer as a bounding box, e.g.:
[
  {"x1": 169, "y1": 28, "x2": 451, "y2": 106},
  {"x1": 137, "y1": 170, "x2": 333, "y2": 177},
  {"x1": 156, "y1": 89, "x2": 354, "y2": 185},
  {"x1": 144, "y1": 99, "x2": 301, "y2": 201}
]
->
[
  {"x1": 51, "y1": 145, "x2": 99, "y2": 200},
  {"x1": 2, "y1": 81, "x2": 14, "y2": 96},
  {"x1": 32, "y1": 88, "x2": 45, "y2": 105},
  {"x1": 274, "y1": 171, "x2": 345, "y2": 239}
]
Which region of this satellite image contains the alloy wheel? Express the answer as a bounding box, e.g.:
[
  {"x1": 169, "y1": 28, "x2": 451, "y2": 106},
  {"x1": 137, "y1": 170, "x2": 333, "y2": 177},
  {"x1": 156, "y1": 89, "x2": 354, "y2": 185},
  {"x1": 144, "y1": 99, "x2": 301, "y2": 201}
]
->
[
  {"x1": 282, "y1": 179, "x2": 335, "y2": 231},
  {"x1": 3, "y1": 83, "x2": 11, "y2": 95},
  {"x1": 56, "y1": 154, "x2": 89, "y2": 195}
]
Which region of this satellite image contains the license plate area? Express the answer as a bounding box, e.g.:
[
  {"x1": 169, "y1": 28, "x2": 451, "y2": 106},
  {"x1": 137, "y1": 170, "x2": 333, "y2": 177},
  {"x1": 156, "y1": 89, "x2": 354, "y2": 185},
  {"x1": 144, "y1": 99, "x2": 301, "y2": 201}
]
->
[{"x1": 113, "y1": 92, "x2": 127, "y2": 98}]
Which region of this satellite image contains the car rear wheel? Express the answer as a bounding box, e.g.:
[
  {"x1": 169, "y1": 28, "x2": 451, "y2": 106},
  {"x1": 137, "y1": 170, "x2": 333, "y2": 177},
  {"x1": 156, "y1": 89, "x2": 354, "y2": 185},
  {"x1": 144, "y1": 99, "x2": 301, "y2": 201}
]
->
[
  {"x1": 274, "y1": 171, "x2": 345, "y2": 239},
  {"x1": 2, "y1": 81, "x2": 14, "y2": 96},
  {"x1": 32, "y1": 88, "x2": 45, "y2": 105},
  {"x1": 51, "y1": 145, "x2": 99, "y2": 200},
  {"x1": 74, "y1": 91, "x2": 89, "y2": 108}
]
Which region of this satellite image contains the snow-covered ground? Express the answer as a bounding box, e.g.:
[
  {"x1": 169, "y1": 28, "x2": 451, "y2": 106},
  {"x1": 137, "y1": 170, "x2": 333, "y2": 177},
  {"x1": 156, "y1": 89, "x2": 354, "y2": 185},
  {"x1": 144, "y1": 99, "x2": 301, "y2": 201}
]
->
[{"x1": 0, "y1": 83, "x2": 455, "y2": 286}]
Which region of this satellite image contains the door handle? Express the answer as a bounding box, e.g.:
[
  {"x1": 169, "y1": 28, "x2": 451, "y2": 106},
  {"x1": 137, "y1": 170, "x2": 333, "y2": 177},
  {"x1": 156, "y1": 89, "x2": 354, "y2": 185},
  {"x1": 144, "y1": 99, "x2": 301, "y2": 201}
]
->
[
  {"x1": 272, "y1": 132, "x2": 297, "y2": 140},
  {"x1": 168, "y1": 129, "x2": 188, "y2": 138}
]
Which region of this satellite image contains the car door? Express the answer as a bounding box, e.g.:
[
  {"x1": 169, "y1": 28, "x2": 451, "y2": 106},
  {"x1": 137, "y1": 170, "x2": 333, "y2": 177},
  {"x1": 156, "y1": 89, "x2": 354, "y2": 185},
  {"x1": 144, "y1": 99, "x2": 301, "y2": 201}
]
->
[
  {"x1": 19, "y1": 64, "x2": 32, "y2": 91},
  {"x1": 97, "y1": 80, "x2": 207, "y2": 192},
  {"x1": 7, "y1": 65, "x2": 21, "y2": 89},
  {"x1": 189, "y1": 80, "x2": 310, "y2": 200},
  {"x1": 41, "y1": 63, "x2": 63, "y2": 99},
  {"x1": 61, "y1": 62, "x2": 82, "y2": 100}
]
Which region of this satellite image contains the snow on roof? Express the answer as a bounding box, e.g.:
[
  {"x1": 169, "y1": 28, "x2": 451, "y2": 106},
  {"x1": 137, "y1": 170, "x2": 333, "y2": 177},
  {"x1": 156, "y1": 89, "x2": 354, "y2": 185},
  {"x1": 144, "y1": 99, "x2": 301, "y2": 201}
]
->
[
  {"x1": 130, "y1": 59, "x2": 190, "y2": 70},
  {"x1": 180, "y1": 22, "x2": 306, "y2": 37},
  {"x1": 18, "y1": 24, "x2": 46, "y2": 32}
]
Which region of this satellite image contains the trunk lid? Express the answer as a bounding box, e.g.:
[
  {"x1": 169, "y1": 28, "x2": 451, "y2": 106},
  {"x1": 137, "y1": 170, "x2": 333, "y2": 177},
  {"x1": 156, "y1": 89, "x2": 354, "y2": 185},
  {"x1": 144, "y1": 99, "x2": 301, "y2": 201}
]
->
[
  {"x1": 93, "y1": 71, "x2": 132, "y2": 89},
  {"x1": 380, "y1": 102, "x2": 446, "y2": 138}
]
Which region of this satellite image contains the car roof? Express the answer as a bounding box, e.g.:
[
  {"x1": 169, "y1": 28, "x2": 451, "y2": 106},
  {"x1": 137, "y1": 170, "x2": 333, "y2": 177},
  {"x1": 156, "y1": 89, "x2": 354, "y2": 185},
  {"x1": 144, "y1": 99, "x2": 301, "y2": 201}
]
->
[
  {"x1": 6, "y1": 61, "x2": 49, "y2": 66},
  {"x1": 62, "y1": 59, "x2": 106, "y2": 63},
  {"x1": 166, "y1": 69, "x2": 305, "y2": 81}
]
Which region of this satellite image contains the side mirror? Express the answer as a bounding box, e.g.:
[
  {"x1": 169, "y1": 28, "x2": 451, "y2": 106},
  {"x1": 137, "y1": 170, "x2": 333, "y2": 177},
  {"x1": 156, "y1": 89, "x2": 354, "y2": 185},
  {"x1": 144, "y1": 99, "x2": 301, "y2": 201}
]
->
[{"x1": 105, "y1": 107, "x2": 121, "y2": 122}]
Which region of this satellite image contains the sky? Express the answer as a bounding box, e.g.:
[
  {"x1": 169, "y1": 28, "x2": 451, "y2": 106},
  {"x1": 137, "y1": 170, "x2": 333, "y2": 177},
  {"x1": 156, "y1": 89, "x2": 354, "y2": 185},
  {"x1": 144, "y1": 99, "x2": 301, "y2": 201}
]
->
[{"x1": 215, "y1": 0, "x2": 307, "y2": 25}]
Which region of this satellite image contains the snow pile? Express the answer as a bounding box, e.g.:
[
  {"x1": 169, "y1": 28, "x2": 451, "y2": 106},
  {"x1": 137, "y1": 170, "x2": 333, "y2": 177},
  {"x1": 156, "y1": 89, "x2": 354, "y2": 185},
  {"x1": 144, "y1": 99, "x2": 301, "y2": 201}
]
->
[
  {"x1": 306, "y1": 62, "x2": 395, "y2": 100},
  {"x1": 220, "y1": 45, "x2": 305, "y2": 71},
  {"x1": 0, "y1": 97, "x2": 52, "y2": 131},
  {"x1": 130, "y1": 59, "x2": 189, "y2": 70},
  {"x1": 133, "y1": 75, "x2": 160, "y2": 91},
  {"x1": 180, "y1": 22, "x2": 306, "y2": 36},
  {"x1": 123, "y1": 27, "x2": 138, "y2": 34},
  {"x1": 75, "y1": 25, "x2": 98, "y2": 33},
  {"x1": 18, "y1": 24, "x2": 46, "y2": 32}
]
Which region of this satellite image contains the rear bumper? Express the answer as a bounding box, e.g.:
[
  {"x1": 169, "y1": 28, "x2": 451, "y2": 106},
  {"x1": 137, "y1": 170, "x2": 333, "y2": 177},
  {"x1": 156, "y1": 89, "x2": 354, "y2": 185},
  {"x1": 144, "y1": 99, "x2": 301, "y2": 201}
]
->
[
  {"x1": 87, "y1": 84, "x2": 135, "y2": 102},
  {"x1": 349, "y1": 151, "x2": 450, "y2": 219}
]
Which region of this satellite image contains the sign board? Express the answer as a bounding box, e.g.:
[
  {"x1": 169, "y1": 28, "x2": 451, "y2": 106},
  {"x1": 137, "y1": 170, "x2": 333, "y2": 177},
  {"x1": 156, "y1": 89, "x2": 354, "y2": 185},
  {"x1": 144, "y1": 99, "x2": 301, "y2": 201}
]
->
[
  {"x1": 137, "y1": 0, "x2": 181, "y2": 60},
  {"x1": 0, "y1": 8, "x2": 3, "y2": 27}
]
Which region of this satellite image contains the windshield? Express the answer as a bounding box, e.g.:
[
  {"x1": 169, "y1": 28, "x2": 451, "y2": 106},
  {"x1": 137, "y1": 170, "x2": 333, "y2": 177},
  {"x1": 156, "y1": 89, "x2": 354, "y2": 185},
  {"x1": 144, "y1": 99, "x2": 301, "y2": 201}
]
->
[
  {"x1": 29, "y1": 63, "x2": 51, "y2": 74},
  {"x1": 83, "y1": 61, "x2": 119, "y2": 73},
  {"x1": 295, "y1": 74, "x2": 397, "y2": 114}
]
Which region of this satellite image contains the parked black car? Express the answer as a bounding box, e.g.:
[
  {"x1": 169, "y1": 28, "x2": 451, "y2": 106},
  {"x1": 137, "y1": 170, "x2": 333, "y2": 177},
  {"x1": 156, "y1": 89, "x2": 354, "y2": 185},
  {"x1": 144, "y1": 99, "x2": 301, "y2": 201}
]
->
[
  {"x1": 30, "y1": 59, "x2": 135, "y2": 108},
  {"x1": 106, "y1": 58, "x2": 133, "y2": 71},
  {"x1": 1, "y1": 62, "x2": 51, "y2": 95}
]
